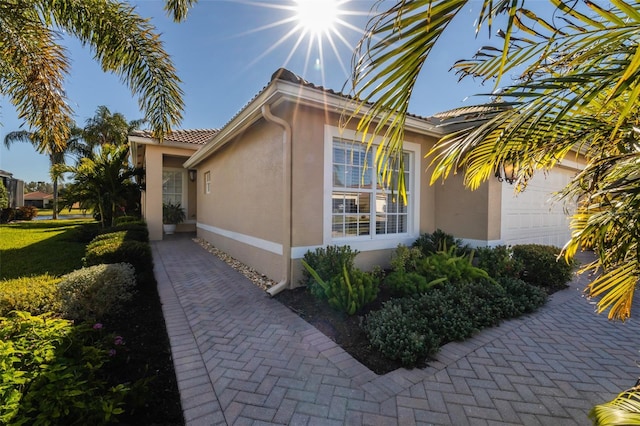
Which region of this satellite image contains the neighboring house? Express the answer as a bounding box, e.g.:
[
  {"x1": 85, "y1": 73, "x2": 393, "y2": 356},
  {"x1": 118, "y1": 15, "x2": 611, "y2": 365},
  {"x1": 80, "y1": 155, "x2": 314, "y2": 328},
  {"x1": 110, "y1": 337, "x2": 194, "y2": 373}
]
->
[
  {"x1": 0, "y1": 170, "x2": 24, "y2": 208},
  {"x1": 23, "y1": 191, "x2": 53, "y2": 208},
  {"x1": 129, "y1": 68, "x2": 582, "y2": 294},
  {"x1": 129, "y1": 128, "x2": 218, "y2": 241}
]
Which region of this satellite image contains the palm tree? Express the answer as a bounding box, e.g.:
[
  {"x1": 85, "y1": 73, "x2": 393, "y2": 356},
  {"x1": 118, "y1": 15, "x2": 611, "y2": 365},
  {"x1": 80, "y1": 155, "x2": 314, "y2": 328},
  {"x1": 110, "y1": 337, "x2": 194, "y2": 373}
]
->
[
  {"x1": 83, "y1": 105, "x2": 145, "y2": 149},
  {"x1": 67, "y1": 105, "x2": 145, "y2": 162},
  {"x1": 58, "y1": 144, "x2": 140, "y2": 228},
  {"x1": 349, "y1": 0, "x2": 640, "y2": 321},
  {"x1": 1, "y1": 0, "x2": 185, "y2": 153}
]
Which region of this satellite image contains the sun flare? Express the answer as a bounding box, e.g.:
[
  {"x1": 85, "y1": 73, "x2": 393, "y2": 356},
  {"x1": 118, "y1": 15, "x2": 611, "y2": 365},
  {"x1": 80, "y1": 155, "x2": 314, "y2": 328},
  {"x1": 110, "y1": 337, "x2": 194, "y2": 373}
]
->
[
  {"x1": 233, "y1": 0, "x2": 368, "y2": 80},
  {"x1": 295, "y1": 0, "x2": 339, "y2": 36}
]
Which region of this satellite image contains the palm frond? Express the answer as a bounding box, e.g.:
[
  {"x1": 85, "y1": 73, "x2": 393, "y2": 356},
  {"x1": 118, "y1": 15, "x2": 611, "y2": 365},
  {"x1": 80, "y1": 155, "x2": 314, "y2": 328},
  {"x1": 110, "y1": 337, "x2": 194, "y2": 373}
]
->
[
  {"x1": 590, "y1": 386, "x2": 640, "y2": 425},
  {"x1": 0, "y1": 2, "x2": 72, "y2": 152},
  {"x1": 38, "y1": 0, "x2": 184, "y2": 141}
]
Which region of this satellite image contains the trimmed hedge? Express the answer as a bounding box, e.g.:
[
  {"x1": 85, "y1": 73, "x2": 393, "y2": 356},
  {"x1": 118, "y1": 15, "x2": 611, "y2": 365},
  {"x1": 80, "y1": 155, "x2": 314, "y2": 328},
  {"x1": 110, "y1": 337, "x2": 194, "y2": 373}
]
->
[
  {"x1": 84, "y1": 239, "x2": 152, "y2": 277},
  {"x1": 58, "y1": 263, "x2": 137, "y2": 322},
  {"x1": 0, "y1": 275, "x2": 62, "y2": 316},
  {"x1": 113, "y1": 216, "x2": 143, "y2": 226},
  {"x1": 84, "y1": 223, "x2": 154, "y2": 285}
]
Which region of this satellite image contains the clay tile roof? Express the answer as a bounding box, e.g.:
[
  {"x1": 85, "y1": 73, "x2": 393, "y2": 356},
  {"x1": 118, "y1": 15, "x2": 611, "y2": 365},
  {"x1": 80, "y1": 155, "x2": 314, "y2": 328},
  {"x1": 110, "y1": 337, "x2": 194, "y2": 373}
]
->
[
  {"x1": 270, "y1": 68, "x2": 438, "y2": 124},
  {"x1": 271, "y1": 68, "x2": 346, "y2": 97},
  {"x1": 24, "y1": 191, "x2": 53, "y2": 200},
  {"x1": 129, "y1": 129, "x2": 218, "y2": 145}
]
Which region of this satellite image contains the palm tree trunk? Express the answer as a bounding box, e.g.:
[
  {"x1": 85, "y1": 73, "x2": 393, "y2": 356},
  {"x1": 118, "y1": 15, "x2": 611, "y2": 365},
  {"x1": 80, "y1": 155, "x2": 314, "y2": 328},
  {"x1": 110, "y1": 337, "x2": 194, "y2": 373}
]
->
[{"x1": 52, "y1": 178, "x2": 58, "y2": 220}]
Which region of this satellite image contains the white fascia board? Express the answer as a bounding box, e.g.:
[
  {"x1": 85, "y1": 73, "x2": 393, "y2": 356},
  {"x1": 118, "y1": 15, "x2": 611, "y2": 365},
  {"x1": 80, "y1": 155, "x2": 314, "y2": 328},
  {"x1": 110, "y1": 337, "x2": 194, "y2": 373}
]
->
[{"x1": 128, "y1": 135, "x2": 154, "y2": 145}]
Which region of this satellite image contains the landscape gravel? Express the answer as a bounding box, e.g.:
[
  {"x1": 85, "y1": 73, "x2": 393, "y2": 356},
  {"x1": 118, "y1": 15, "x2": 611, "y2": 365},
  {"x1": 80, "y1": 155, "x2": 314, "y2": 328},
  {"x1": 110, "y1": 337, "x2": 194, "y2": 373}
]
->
[{"x1": 194, "y1": 238, "x2": 276, "y2": 290}]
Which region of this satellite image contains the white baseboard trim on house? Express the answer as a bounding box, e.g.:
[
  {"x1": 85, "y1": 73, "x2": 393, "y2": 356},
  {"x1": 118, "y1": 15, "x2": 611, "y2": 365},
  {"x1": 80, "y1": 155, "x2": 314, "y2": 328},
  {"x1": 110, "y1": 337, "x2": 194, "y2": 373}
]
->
[
  {"x1": 291, "y1": 245, "x2": 325, "y2": 259},
  {"x1": 196, "y1": 223, "x2": 421, "y2": 259},
  {"x1": 196, "y1": 223, "x2": 283, "y2": 255}
]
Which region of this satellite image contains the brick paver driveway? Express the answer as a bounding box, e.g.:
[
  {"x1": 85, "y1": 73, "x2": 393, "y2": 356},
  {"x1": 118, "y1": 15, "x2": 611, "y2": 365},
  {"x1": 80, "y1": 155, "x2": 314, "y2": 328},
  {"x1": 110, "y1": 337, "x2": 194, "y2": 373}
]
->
[{"x1": 152, "y1": 236, "x2": 640, "y2": 425}]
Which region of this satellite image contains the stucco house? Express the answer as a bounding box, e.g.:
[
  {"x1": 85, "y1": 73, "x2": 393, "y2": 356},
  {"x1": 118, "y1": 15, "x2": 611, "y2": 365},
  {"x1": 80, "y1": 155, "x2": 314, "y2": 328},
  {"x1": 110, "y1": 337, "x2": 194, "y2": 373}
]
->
[
  {"x1": 0, "y1": 170, "x2": 24, "y2": 208},
  {"x1": 129, "y1": 68, "x2": 581, "y2": 293},
  {"x1": 23, "y1": 191, "x2": 53, "y2": 208}
]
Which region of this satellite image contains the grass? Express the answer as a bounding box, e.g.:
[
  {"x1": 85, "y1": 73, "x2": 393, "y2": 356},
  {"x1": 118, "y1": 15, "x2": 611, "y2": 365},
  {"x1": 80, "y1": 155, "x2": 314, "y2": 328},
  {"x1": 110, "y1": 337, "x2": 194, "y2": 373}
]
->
[
  {"x1": 36, "y1": 208, "x2": 93, "y2": 218},
  {"x1": 0, "y1": 219, "x2": 96, "y2": 279}
]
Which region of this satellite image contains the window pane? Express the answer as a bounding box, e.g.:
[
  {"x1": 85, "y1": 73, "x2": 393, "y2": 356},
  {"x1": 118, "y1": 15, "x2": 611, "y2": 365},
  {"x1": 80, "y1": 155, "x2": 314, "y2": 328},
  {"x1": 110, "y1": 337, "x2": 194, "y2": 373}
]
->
[
  {"x1": 333, "y1": 141, "x2": 372, "y2": 189},
  {"x1": 163, "y1": 170, "x2": 183, "y2": 205},
  {"x1": 332, "y1": 192, "x2": 371, "y2": 238}
]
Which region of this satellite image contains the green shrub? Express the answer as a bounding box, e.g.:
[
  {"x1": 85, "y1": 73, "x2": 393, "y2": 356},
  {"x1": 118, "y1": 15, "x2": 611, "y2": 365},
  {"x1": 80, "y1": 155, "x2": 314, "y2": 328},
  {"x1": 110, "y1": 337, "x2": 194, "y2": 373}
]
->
[
  {"x1": 88, "y1": 225, "x2": 149, "y2": 246},
  {"x1": 382, "y1": 271, "x2": 445, "y2": 296},
  {"x1": 417, "y1": 247, "x2": 491, "y2": 284},
  {"x1": 448, "y1": 280, "x2": 512, "y2": 331},
  {"x1": 412, "y1": 229, "x2": 471, "y2": 256},
  {"x1": 474, "y1": 245, "x2": 523, "y2": 279},
  {"x1": 0, "y1": 274, "x2": 62, "y2": 316},
  {"x1": 0, "y1": 311, "x2": 130, "y2": 425},
  {"x1": 512, "y1": 244, "x2": 575, "y2": 290},
  {"x1": 499, "y1": 276, "x2": 547, "y2": 316},
  {"x1": 115, "y1": 224, "x2": 149, "y2": 242},
  {"x1": 113, "y1": 216, "x2": 142, "y2": 226},
  {"x1": 364, "y1": 276, "x2": 546, "y2": 367},
  {"x1": 85, "y1": 238, "x2": 152, "y2": 273},
  {"x1": 301, "y1": 245, "x2": 359, "y2": 299},
  {"x1": 302, "y1": 261, "x2": 378, "y2": 315},
  {"x1": 89, "y1": 230, "x2": 127, "y2": 246},
  {"x1": 0, "y1": 207, "x2": 15, "y2": 223},
  {"x1": 364, "y1": 300, "x2": 439, "y2": 365},
  {"x1": 58, "y1": 263, "x2": 136, "y2": 322},
  {"x1": 14, "y1": 206, "x2": 38, "y2": 220},
  {"x1": 64, "y1": 222, "x2": 103, "y2": 243},
  {"x1": 0, "y1": 180, "x2": 8, "y2": 209},
  {"x1": 389, "y1": 244, "x2": 424, "y2": 273}
]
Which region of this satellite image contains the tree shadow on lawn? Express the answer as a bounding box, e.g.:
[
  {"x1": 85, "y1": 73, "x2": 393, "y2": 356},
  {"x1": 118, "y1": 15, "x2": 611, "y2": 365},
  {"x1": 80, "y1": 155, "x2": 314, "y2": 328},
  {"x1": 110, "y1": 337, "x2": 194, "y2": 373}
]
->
[{"x1": 0, "y1": 221, "x2": 98, "y2": 279}]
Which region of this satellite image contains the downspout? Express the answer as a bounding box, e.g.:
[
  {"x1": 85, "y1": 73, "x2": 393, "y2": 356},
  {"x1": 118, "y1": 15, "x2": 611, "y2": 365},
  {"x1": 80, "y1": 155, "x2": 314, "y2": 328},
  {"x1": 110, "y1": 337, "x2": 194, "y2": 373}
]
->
[{"x1": 262, "y1": 104, "x2": 292, "y2": 296}]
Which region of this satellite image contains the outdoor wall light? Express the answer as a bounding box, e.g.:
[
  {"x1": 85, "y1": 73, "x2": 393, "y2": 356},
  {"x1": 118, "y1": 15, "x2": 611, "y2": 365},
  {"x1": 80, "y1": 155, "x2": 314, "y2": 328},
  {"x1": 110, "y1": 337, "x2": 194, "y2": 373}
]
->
[
  {"x1": 188, "y1": 169, "x2": 197, "y2": 182},
  {"x1": 495, "y1": 161, "x2": 517, "y2": 184}
]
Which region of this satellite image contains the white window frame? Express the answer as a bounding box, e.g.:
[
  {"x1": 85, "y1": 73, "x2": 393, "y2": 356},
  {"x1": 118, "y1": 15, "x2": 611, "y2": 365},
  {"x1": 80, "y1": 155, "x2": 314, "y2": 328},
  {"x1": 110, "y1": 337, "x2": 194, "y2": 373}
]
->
[
  {"x1": 162, "y1": 167, "x2": 188, "y2": 212},
  {"x1": 323, "y1": 125, "x2": 420, "y2": 252},
  {"x1": 204, "y1": 171, "x2": 211, "y2": 194}
]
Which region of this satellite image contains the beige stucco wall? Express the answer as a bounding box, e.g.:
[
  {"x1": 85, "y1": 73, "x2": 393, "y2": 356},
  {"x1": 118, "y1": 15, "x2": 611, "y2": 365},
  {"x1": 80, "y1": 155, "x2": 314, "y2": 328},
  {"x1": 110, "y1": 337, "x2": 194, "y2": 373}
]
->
[
  {"x1": 433, "y1": 173, "x2": 502, "y2": 243},
  {"x1": 195, "y1": 115, "x2": 286, "y2": 281},
  {"x1": 142, "y1": 145, "x2": 198, "y2": 241}
]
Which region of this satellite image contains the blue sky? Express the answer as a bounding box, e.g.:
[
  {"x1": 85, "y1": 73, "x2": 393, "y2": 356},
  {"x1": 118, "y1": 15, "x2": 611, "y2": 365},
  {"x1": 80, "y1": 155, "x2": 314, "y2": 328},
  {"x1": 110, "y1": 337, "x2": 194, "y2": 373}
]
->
[{"x1": 0, "y1": 0, "x2": 498, "y2": 184}]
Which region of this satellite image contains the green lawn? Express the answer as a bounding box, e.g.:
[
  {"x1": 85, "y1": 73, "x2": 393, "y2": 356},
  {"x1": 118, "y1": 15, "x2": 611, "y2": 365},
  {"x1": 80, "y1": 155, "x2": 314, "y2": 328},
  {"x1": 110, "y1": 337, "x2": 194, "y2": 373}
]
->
[
  {"x1": 36, "y1": 208, "x2": 93, "y2": 218},
  {"x1": 0, "y1": 219, "x2": 98, "y2": 279}
]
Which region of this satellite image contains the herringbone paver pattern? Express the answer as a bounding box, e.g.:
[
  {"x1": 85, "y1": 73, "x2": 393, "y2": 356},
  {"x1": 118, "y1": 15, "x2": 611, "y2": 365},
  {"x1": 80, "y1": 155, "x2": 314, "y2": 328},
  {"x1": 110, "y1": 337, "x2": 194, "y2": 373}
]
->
[{"x1": 152, "y1": 236, "x2": 640, "y2": 425}]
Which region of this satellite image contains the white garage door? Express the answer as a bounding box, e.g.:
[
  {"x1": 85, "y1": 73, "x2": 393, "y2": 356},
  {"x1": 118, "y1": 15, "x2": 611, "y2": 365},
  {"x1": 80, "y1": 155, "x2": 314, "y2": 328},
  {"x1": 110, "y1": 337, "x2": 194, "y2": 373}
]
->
[{"x1": 500, "y1": 166, "x2": 577, "y2": 248}]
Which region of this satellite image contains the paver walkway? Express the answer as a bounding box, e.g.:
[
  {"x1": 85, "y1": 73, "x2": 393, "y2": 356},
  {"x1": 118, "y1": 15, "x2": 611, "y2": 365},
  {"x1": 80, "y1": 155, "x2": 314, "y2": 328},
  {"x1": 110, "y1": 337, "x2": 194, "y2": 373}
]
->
[{"x1": 152, "y1": 236, "x2": 640, "y2": 425}]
